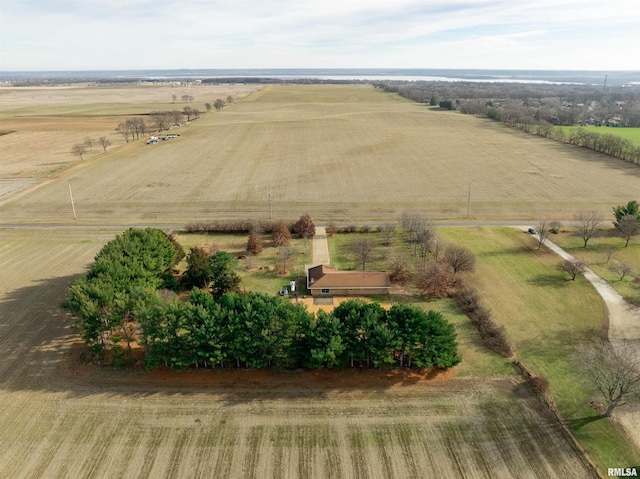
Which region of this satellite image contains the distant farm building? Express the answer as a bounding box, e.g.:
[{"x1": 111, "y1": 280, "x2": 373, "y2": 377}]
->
[{"x1": 306, "y1": 265, "x2": 391, "y2": 297}]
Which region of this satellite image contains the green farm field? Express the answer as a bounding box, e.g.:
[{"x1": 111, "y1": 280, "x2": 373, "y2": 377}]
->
[
  {"x1": 2, "y1": 84, "x2": 640, "y2": 222},
  {"x1": 560, "y1": 126, "x2": 640, "y2": 147}
]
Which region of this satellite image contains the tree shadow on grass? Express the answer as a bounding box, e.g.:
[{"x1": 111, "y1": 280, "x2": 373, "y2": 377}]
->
[
  {"x1": 476, "y1": 246, "x2": 530, "y2": 258},
  {"x1": 527, "y1": 274, "x2": 571, "y2": 288},
  {"x1": 565, "y1": 415, "x2": 604, "y2": 430}
]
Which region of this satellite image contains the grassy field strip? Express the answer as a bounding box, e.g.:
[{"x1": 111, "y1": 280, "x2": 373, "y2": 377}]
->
[
  {"x1": 438, "y1": 226, "x2": 640, "y2": 470},
  {"x1": 560, "y1": 126, "x2": 640, "y2": 147},
  {"x1": 2, "y1": 84, "x2": 640, "y2": 223},
  {"x1": 549, "y1": 230, "x2": 640, "y2": 303}
]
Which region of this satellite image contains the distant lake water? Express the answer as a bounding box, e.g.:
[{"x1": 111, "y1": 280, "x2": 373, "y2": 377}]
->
[{"x1": 2, "y1": 69, "x2": 639, "y2": 86}]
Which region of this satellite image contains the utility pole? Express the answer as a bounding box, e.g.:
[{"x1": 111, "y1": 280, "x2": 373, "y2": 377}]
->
[
  {"x1": 69, "y1": 183, "x2": 77, "y2": 220},
  {"x1": 268, "y1": 184, "x2": 272, "y2": 219},
  {"x1": 466, "y1": 183, "x2": 471, "y2": 218}
]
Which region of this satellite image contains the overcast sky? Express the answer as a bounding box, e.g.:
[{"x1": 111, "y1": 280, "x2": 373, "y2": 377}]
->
[{"x1": 1, "y1": 0, "x2": 638, "y2": 71}]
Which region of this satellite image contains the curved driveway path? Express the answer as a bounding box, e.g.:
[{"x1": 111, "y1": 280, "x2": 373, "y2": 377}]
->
[{"x1": 528, "y1": 229, "x2": 640, "y2": 343}]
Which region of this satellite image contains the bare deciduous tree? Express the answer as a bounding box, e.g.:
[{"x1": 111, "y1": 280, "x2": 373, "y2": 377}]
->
[
  {"x1": 380, "y1": 223, "x2": 396, "y2": 246},
  {"x1": 431, "y1": 236, "x2": 444, "y2": 261},
  {"x1": 83, "y1": 137, "x2": 96, "y2": 150},
  {"x1": 415, "y1": 222, "x2": 437, "y2": 269},
  {"x1": 388, "y1": 255, "x2": 411, "y2": 285},
  {"x1": 443, "y1": 244, "x2": 475, "y2": 274},
  {"x1": 605, "y1": 245, "x2": 616, "y2": 264},
  {"x1": 536, "y1": 220, "x2": 548, "y2": 250},
  {"x1": 71, "y1": 143, "x2": 87, "y2": 161},
  {"x1": 170, "y1": 110, "x2": 183, "y2": 126},
  {"x1": 98, "y1": 136, "x2": 112, "y2": 152},
  {"x1": 610, "y1": 263, "x2": 635, "y2": 281},
  {"x1": 204, "y1": 102, "x2": 212, "y2": 112},
  {"x1": 227, "y1": 95, "x2": 234, "y2": 104},
  {"x1": 615, "y1": 214, "x2": 640, "y2": 247},
  {"x1": 214, "y1": 99, "x2": 225, "y2": 111},
  {"x1": 576, "y1": 340, "x2": 640, "y2": 417},
  {"x1": 400, "y1": 210, "x2": 422, "y2": 246},
  {"x1": 575, "y1": 211, "x2": 603, "y2": 248},
  {"x1": 278, "y1": 245, "x2": 297, "y2": 275},
  {"x1": 558, "y1": 258, "x2": 585, "y2": 280},
  {"x1": 115, "y1": 122, "x2": 130, "y2": 142},
  {"x1": 353, "y1": 238, "x2": 376, "y2": 270}
]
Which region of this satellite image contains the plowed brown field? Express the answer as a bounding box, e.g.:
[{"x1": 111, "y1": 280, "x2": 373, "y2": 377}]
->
[
  {"x1": 0, "y1": 83, "x2": 260, "y2": 184},
  {"x1": 2, "y1": 84, "x2": 639, "y2": 222},
  {"x1": 0, "y1": 227, "x2": 595, "y2": 478},
  {"x1": 0, "y1": 83, "x2": 620, "y2": 478}
]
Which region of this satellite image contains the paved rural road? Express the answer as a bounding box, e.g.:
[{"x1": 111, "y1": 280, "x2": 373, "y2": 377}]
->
[{"x1": 0, "y1": 220, "x2": 578, "y2": 229}]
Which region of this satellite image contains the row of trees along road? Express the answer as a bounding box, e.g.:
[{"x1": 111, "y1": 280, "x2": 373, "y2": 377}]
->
[
  {"x1": 375, "y1": 81, "x2": 640, "y2": 165},
  {"x1": 64, "y1": 228, "x2": 460, "y2": 370}
]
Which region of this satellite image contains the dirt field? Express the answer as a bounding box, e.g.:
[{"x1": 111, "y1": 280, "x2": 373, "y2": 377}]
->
[
  {"x1": 0, "y1": 83, "x2": 260, "y2": 182},
  {"x1": 1, "y1": 83, "x2": 631, "y2": 477},
  {"x1": 0, "y1": 227, "x2": 597, "y2": 478},
  {"x1": 2, "y1": 84, "x2": 639, "y2": 223}
]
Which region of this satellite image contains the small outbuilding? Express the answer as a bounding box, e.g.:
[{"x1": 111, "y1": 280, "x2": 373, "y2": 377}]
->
[{"x1": 306, "y1": 265, "x2": 391, "y2": 297}]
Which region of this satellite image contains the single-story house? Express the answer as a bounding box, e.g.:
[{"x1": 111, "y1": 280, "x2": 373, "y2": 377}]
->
[{"x1": 306, "y1": 265, "x2": 391, "y2": 297}]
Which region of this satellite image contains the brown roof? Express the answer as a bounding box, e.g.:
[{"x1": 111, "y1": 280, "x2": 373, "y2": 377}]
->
[{"x1": 308, "y1": 264, "x2": 390, "y2": 289}]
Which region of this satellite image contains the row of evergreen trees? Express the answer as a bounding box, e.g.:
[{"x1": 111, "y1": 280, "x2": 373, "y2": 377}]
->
[
  {"x1": 64, "y1": 228, "x2": 460, "y2": 370},
  {"x1": 136, "y1": 289, "x2": 460, "y2": 370}
]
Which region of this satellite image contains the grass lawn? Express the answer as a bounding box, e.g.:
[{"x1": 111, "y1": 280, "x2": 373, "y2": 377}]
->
[
  {"x1": 328, "y1": 231, "x2": 518, "y2": 377},
  {"x1": 329, "y1": 226, "x2": 640, "y2": 471},
  {"x1": 438, "y1": 226, "x2": 639, "y2": 471},
  {"x1": 174, "y1": 232, "x2": 312, "y2": 296},
  {"x1": 559, "y1": 126, "x2": 640, "y2": 147},
  {"x1": 549, "y1": 228, "x2": 640, "y2": 304}
]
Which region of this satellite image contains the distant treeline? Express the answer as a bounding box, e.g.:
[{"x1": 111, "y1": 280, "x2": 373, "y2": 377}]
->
[
  {"x1": 374, "y1": 81, "x2": 640, "y2": 165},
  {"x1": 64, "y1": 228, "x2": 460, "y2": 371},
  {"x1": 200, "y1": 78, "x2": 367, "y2": 85}
]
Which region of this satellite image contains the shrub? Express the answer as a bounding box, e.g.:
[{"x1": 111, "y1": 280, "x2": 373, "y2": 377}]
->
[
  {"x1": 246, "y1": 230, "x2": 263, "y2": 255},
  {"x1": 293, "y1": 213, "x2": 316, "y2": 239},
  {"x1": 326, "y1": 222, "x2": 339, "y2": 237},
  {"x1": 417, "y1": 261, "x2": 457, "y2": 297},
  {"x1": 388, "y1": 256, "x2": 411, "y2": 285},
  {"x1": 452, "y1": 282, "x2": 513, "y2": 357},
  {"x1": 530, "y1": 376, "x2": 550, "y2": 394},
  {"x1": 271, "y1": 220, "x2": 291, "y2": 246},
  {"x1": 452, "y1": 285, "x2": 481, "y2": 315}
]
